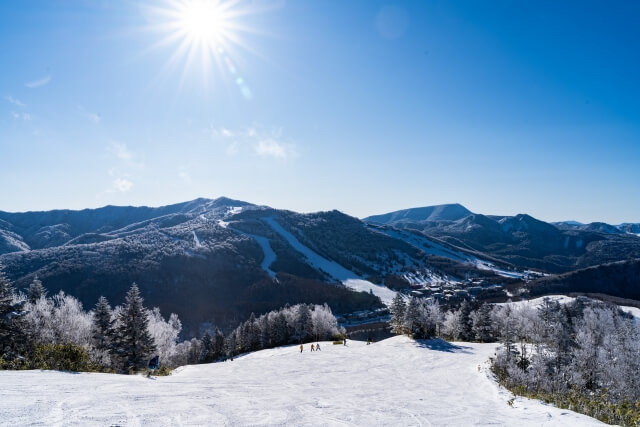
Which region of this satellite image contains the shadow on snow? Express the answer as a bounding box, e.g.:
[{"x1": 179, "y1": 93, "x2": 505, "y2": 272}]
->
[{"x1": 413, "y1": 338, "x2": 473, "y2": 354}]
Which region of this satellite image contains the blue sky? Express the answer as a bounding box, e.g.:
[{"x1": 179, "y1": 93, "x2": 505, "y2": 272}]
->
[{"x1": 1, "y1": 0, "x2": 639, "y2": 223}]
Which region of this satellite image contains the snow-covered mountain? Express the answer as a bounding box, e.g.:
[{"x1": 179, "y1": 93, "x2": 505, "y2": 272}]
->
[
  {"x1": 0, "y1": 198, "x2": 513, "y2": 333},
  {"x1": 365, "y1": 204, "x2": 640, "y2": 273},
  {"x1": 2, "y1": 198, "x2": 639, "y2": 333},
  {"x1": 555, "y1": 220, "x2": 640, "y2": 236}
]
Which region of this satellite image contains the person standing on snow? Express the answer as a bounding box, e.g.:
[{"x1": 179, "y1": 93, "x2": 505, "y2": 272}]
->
[
  {"x1": 311, "y1": 344, "x2": 315, "y2": 352},
  {"x1": 343, "y1": 337, "x2": 347, "y2": 346},
  {"x1": 316, "y1": 343, "x2": 321, "y2": 351},
  {"x1": 300, "y1": 344, "x2": 304, "y2": 353}
]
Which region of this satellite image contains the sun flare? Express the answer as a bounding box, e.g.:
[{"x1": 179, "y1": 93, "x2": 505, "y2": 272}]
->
[
  {"x1": 147, "y1": 0, "x2": 258, "y2": 94},
  {"x1": 178, "y1": 0, "x2": 230, "y2": 46}
]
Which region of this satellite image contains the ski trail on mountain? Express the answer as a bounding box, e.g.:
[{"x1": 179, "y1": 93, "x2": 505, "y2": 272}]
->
[
  {"x1": 227, "y1": 226, "x2": 277, "y2": 278},
  {"x1": 262, "y1": 217, "x2": 396, "y2": 304}
]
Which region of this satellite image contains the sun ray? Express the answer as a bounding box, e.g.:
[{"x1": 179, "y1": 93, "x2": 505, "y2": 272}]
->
[{"x1": 142, "y1": 0, "x2": 264, "y2": 96}]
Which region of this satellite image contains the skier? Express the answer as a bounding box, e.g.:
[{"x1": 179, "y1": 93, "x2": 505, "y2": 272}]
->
[
  {"x1": 300, "y1": 344, "x2": 303, "y2": 353},
  {"x1": 311, "y1": 344, "x2": 315, "y2": 352},
  {"x1": 316, "y1": 343, "x2": 321, "y2": 351},
  {"x1": 343, "y1": 337, "x2": 347, "y2": 346}
]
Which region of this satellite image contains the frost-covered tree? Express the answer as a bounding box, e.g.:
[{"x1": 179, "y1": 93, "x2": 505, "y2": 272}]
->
[
  {"x1": 423, "y1": 299, "x2": 444, "y2": 337},
  {"x1": 470, "y1": 303, "x2": 494, "y2": 342},
  {"x1": 294, "y1": 304, "x2": 314, "y2": 343},
  {"x1": 389, "y1": 293, "x2": 406, "y2": 334},
  {"x1": 27, "y1": 277, "x2": 47, "y2": 304},
  {"x1": 91, "y1": 296, "x2": 115, "y2": 365},
  {"x1": 213, "y1": 328, "x2": 225, "y2": 359},
  {"x1": 147, "y1": 307, "x2": 181, "y2": 366},
  {"x1": 311, "y1": 303, "x2": 339, "y2": 341},
  {"x1": 442, "y1": 309, "x2": 464, "y2": 340},
  {"x1": 403, "y1": 297, "x2": 422, "y2": 337},
  {"x1": 199, "y1": 332, "x2": 214, "y2": 363},
  {"x1": 50, "y1": 292, "x2": 93, "y2": 347},
  {"x1": 114, "y1": 284, "x2": 156, "y2": 371}
]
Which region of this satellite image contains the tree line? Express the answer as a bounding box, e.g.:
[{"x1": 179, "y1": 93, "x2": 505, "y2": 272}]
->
[{"x1": 0, "y1": 267, "x2": 342, "y2": 373}]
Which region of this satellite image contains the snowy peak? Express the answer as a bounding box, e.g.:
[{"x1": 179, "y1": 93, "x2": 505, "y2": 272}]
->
[
  {"x1": 554, "y1": 220, "x2": 638, "y2": 235},
  {"x1": 498, "y1": 214, "x2": 558, "y2": 235},
  {"x1": 0, "y1": 197, "x2": 254, "y2": 253},
  {"x1": 364, "y1": 203, "x2": 472, "y2": 224}
]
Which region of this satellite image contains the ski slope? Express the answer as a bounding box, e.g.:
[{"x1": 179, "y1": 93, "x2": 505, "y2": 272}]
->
[
  {"x1": 0, "y1": 336, "x2": 602, "y2": 426},
  {"x1": 263, "y1": 217, "x2": 396, "y2": 304}
]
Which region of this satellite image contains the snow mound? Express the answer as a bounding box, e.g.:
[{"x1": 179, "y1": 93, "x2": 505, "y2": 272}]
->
[{"x1": 0, "y1": 336, "x2": 603, "y2": 426}]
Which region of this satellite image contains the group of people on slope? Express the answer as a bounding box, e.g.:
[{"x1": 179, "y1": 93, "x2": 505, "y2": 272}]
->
[{"x1": 299, "y1": 343, "x2": 322, "y2": 352}]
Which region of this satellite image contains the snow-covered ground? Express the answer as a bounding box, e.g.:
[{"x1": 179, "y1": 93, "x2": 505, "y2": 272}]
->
[
  {"x1": 0, "y1": 336, "x2": 602, "y2": 426},
  {"x1": 497, "y1": 295, "x2": 576, "y2": 309}
]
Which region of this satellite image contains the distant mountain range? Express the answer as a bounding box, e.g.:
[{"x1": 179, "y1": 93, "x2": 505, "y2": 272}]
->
[
  {"x1": 1, "y1": 198, "x2": 639, "y2": 334},
  {"x1": 364, "y1": 205, "x2": 640, "y2": 273}
]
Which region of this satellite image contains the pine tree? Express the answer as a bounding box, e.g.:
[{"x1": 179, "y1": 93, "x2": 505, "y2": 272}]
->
[
  {"x1": 199, "y1": 332, "x2": 213, "y2": 363},
  {"x1": 0, "y1": 268, "x2": 27, "y2": 359},
  {"x1": 294, "y1": 304, "x2": 313, "y2": 343},
  {"x1": 213, "y1": 328, "x2": 225, "y2": 360},
  {"x1": 390, "y1": 293, "x2": 406, "y2": 334},
  {"x1": 404, "y1": 297, "x2": 422, "y2": 337},
  {"x1": 458, "y1": 299, "x2": 473, "y2": 341},
  {"x1": 92, "y1": 296, "x2": 115, "y2": 356},
  {"x1": 225, "y1": 331, "x2": 237, "y2": 358},
  {"x1": 27, "y1": 277, "x2": 47, "y2": 304},
  {"x1": 114, "y1": 284, "x2": 156, "y2": 371},
  {"x1": 471, "y1": 303, "x2": 494, "y2": 342},
  {"x1": 247, "y1": 313, "x2": 261, "y2": 351},
  {"x1": 270, "y1": 312, "x2": 287, "y2": 346}
]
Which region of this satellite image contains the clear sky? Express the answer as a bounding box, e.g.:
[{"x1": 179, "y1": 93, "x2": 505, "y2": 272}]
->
[{"x1": 1, "y1": 0, "x2": 639, "y2": 223}]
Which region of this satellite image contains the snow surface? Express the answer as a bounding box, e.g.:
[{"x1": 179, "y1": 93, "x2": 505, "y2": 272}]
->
[
  {"x1": 264, "y1": 217, "x2": 396, "y2": 304},
  {"x1": 0, "y1": 336, "x2": 602, "y2": 426},
  {"x1": 497, "y1": 295, "x2": 577, "y2": 309},
  {"x1": 243, "y1": 232, "x2": 277, "y2": 278}
]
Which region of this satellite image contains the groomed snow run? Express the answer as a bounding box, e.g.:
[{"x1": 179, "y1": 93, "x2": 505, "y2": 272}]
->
[
  {"x1": 0, "y1": 336, "x2": 603, "y2": 426},
  {"x1": 263, "y1": 217, "x2": 396, "y2": 304}
]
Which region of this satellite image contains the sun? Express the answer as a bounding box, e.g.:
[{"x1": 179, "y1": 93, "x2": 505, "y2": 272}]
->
[
  {"x1": 145, "y1": 0, "x2": 259, "y2": 95},
  {"x1": 177, "y1": 0, "x2": 231, "y2": 46}
]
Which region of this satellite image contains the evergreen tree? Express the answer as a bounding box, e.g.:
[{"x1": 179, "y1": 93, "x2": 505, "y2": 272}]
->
[
  {"x1": 213, "y1": 328, "x2": 225, "y2": 360},
  {"x1": 27, "y1": 277, "x2": 47, "y2": 304},
  {"x1": 92, "y1": 296, "x2": 115, "y2": 356},
  {"x1": 470, "y1": 303, "x2": 494, "y2": 342},
  {"x1": 390, "y1": 293, "x2": 406, "y2": 334},
  {"x1": 458, "y1": 299, "x2": 473, "y2": 341},
  {"x1": 0, "y1": 268, "x2": 27, "y2": 359},
  {"x1": 199, "y1": 332, "x2": 213, "y2": 363},
  {"x1": 294, "y1": 304, "x2": 313, "y2": 343},
  {"x1": 270, "y1": 312, "x2": 287, "y2": 346},
  {"x1": 403, "y1": 297, "x2": 422, "y2": 337},
  {"x1": 114, "y1": 284, "x2": 156, "y2": 371},
  {"x1": 225, "y1": 331, "x2": 237, "y2": 358},
  {"x1": 247, "y1": 313, "x2": 261, "y2": 351},
  {"x1": 259, "y1": 315, "x2": 270, "y2": 349}
]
